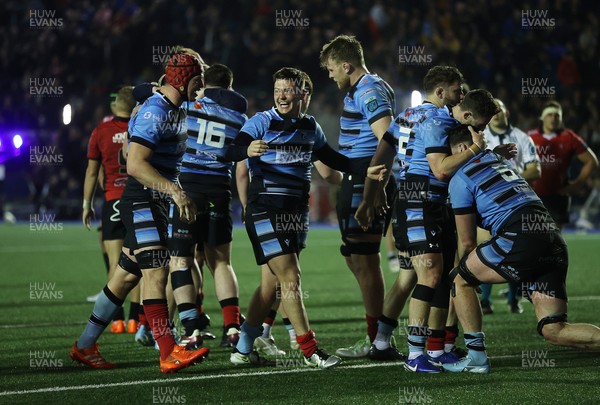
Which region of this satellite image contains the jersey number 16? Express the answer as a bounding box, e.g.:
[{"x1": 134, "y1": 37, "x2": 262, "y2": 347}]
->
[{"x1": 196, "y1": 118, "x2": 226, "y2": 149}]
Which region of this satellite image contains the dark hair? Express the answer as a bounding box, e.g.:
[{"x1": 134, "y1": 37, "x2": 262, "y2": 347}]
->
[
  {"x1": 447, "y1": 124, "x2": 473, "y2": 147},
  {"x1": 461, "y1": 89, "x2": 500, "y2": 122},
  {"x1": 204, "y1": 63, "x2": 233, "y2": 88},
  {"x1": 272, "y1": 67, "x2": 305, "y2": 90},
  {"x1": 423, "y1": 66, "x2": 464, "y2": 93},
  {"x1": 319, "y1": 35, "x2": 365, "y2": 68}
]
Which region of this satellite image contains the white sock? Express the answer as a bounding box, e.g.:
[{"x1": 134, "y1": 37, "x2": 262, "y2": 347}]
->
[
  {"x1": 427, "y1": 349, "x2": 444, "y2": 358},
  {"x1": 261, "y1": 323, "x2": 272, "y2": 339}
]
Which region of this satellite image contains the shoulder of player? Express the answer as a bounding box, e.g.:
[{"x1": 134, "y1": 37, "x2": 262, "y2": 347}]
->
[
  {"x1": 355, "y1": 76, "x2": 388, "y2": 97},
  {"x1": 559, "y1": 127, "x2": 581, "y2": 139},
  {"x1": 425, "y1": 109, "x2": 457, "y2": 128},
  {"x1": 201, "y1": 88, "x2": 248, "y2": 114},
  {"x1": 135, "y1": 99, "x2": 170, "y2": 120},
  {"x1": 244, "y1": 109, "x2": 274, "y2": 128}
]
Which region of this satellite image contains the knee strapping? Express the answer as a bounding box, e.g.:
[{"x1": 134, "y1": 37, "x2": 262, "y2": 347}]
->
[
  {"x1": 344, "y1": 241, "x2": 380, "y2": 255},
  {"x1": 340, "y1": 244, "x2": 351, "y2": 257},
  {"x1": 171, "y1": 267, "x2": 194, "y2": 290},
  {"x1": 449, "y1": 255, "x2": 482, "y2": 287},
  {"x1": 136, "y1": 249, "x2": 168, "y2": 270},
  {"x1": 537, "y1": 313, "x2": 567, "y2": 336},
  {"x1": 412, "y1": 284, "x2": 435, "y2": 302},
  {"x1": 118, "y1": 252, "x2": 142, "y2": 277}
]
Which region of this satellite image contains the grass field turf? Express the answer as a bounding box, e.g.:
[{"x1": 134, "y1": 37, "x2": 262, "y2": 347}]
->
[{"x1": 1, "y1": 224, "x2": 599, "y2": 404}]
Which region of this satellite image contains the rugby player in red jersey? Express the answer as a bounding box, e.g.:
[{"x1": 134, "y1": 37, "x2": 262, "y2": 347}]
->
[{"x1": 528, "y1": 101, "x2": 598, "y2": 229}]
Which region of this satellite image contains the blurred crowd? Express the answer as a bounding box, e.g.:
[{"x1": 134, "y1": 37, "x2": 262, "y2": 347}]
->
[{"x1": 1, "y1": 0, "x2": 599, "y2": 220}]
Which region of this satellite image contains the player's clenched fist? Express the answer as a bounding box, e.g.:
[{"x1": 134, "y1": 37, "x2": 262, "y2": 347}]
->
[{"x1": 248, "y1": 140, "x2": 268, "y2": 157}]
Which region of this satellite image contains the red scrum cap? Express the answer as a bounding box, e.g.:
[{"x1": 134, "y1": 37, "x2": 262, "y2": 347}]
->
[{"x1": 164, "y1": 53, "x2": 203, "y2": 96}]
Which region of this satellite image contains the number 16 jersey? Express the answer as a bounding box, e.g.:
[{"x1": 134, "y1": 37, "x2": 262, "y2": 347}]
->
[{"x1": 181, "y1": 88, "x2": 248, "y2": 184}]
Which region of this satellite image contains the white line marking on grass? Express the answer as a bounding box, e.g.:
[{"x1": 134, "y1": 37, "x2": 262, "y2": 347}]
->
[
  {"x1": 2, "y1": 351, "x2": 596, "y2": 397},
  {"x1": 0, "y1": 362, "x2": 404, "y2": 397}
]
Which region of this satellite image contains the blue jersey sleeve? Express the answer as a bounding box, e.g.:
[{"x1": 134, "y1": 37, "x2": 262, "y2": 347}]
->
[
  {"x1": 240, "y1": 113, "x2": 268, "y2": 140},
  {"x1": 129, "y1": 105, "x2": 162, "y2": 150},
  {"x1": 314, "y1": 121, "x2": 327, "y2": 149},
  {"x1": 449, "y1": 173, "x2": 476, "y2": 215},
  {"x1": 356, "y1": 83, "x2": 393, "y2": 125},
  {"x1": 424, "y1": 116, "x2": 453, "y2": 155}
]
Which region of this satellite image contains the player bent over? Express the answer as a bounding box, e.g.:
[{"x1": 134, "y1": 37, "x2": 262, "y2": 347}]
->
[
  {"x1": 442, "y1": 125, "x2": 600, "y2": 373},
  {"x1": 70, "y1": 51, "x2": 209, "y2": 373}
]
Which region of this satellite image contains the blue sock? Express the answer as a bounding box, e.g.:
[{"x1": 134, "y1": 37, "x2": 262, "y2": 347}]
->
[
  {"x1": 407, "y1": 325, "x2": 427, "y2": 360},
  {"x1": 464, "y1": 332, "x2": 488, "y2": 363},
  {"x1": 78, "y1": 287, "x2": 123, "y2": 349},
  {"x1": 236, "y1": 322, "x2": 262, "y2": 354},
  {"x1": 480, "y1": 284, "x2": 492, "y2": 303}
]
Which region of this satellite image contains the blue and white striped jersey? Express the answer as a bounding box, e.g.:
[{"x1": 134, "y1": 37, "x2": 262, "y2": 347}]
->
[
  {"x1": 241, "y1": 107, "x2": 327, "y2": 199},
  {"x1": 388, "y1": 102, "x2": 440, "y2": 182},
  {"x1": 182, "y1": 89, "x2": 248, "y2": 179},
  {"x1": 449, "y1": 150, "x2": 543, "y2": 236},
  {"x1": 127, "y1": 91, "x2": 187, "y2": 182},
  {"x1": 339, "y1": 74, "x2": 394, "y2": 159},
  {"x1": 405, "y1": 106, "x2": 458, "y2": 203}
]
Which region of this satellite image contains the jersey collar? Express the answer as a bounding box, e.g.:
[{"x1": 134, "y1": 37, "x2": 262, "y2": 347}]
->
[{"x1": 347, "y1": 74, "x2": 366, "y2": 99}]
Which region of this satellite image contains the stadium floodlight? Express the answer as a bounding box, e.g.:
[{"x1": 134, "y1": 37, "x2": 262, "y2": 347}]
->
[
  {"x1": 13, "y1": 134, "x2": 23, "y2": 149},
  {"x1": 411, "y1": 90, "x2": 422, "y2": 107},
  {"x1": 63, "y1": 104, "x2": 72, "y2": 125}
]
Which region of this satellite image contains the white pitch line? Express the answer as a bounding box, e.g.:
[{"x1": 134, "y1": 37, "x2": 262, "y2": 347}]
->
[
  {"x1": 1, "y1": 350, "x2": 594, "y2": 397},
  {"x1": 0, "y1": 362, "x2": 403, "y2": 397}
]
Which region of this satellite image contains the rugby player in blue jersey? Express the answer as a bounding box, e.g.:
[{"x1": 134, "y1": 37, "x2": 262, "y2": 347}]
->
[
  {"x1": 320, "y1": 35, "x2": 396, "y2": 358},
  {"x1": 441, "y1": 124, "x2": 600, "y2": 373},
  {"x1": 71, "y1": 50, "x2": 210, "y2": 373},
  {"x1": 365, "y1": 66, "x2": 466, "y2": 364},
  {"x1": 168, "y1": 64, "x2": 250, "y2": 350},
  {"x1": 228, "y1": 67, "x2": 375, "y2": 369},
  {"x1": 358, "y1": 87, "x2": 500, "y2": 372},
  {"x1": 236, "y1": 70, "x2": 343, "y2": 357}
]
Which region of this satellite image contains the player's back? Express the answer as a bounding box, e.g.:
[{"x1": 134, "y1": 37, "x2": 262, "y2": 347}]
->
[
  {"x1": 339, "y1": 74, "x2": 394, "y2": 159},
  {"x1": 450, "y1": 151, "x2": 543, "y2": 235},
  {"x1": 393, "y1": 102, "x2": 440, "y2": 181},
  {"x1": 89, "y1": 117, "x2": 129, "y2": 200},
  {"x1": 182, "y1": 88, "x2": 248, "y2": 181},
  {"x1": 405, "y1": 106, "x2": 458, "y2": 203}
]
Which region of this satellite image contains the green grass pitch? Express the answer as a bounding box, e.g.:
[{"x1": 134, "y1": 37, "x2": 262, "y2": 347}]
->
[{"x1": 1, "y1": 224, "x2": 599, "y2": 404}]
